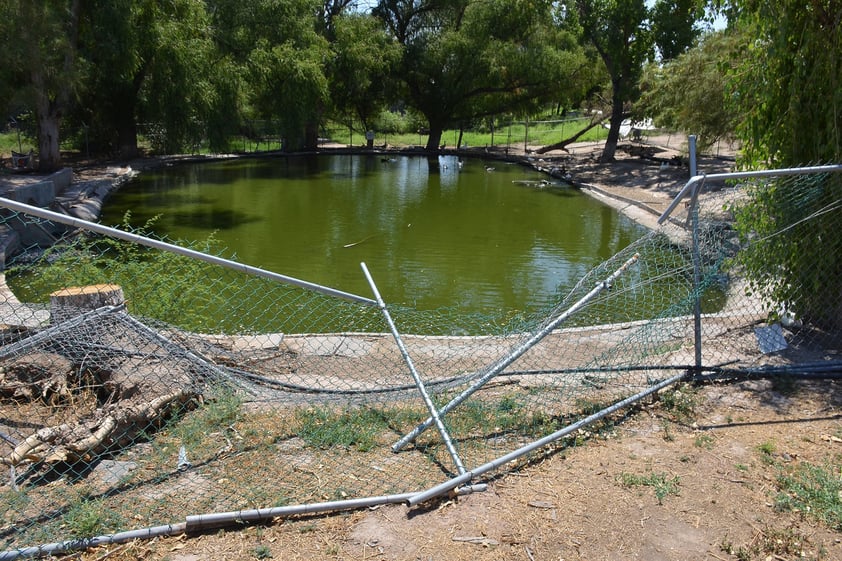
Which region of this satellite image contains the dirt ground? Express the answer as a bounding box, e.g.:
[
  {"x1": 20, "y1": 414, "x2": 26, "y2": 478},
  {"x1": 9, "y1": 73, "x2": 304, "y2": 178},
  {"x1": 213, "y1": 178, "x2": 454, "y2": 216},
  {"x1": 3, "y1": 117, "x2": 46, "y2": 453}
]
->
[
  {"x1": 67, "y1": 378, "x2": 842, "y2": 561},
  {"x1": 42, "y1": 141, "x2": 841, "y2": 561}
]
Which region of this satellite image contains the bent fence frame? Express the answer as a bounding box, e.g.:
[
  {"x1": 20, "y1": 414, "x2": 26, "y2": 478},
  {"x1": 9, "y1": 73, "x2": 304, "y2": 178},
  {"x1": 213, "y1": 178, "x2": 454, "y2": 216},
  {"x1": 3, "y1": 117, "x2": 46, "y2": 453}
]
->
[{"x1": 2, "y1": 161, "x2": 842, "y2": 558}]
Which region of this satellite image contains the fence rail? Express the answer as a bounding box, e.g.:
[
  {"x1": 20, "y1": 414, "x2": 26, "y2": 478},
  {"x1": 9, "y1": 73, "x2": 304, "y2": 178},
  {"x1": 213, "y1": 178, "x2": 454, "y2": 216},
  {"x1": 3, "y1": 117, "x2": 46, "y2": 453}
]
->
[{"x1": 0, "y1": 160, "x2": 841, "y2": 558}]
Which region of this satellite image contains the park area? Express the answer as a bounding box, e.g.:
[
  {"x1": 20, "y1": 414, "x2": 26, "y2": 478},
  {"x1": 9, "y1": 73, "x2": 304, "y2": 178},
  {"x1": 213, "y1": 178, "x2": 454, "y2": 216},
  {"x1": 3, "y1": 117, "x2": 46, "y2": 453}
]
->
[{"x1": 0, "y1": 133, "x2": 840, "y2": 560}]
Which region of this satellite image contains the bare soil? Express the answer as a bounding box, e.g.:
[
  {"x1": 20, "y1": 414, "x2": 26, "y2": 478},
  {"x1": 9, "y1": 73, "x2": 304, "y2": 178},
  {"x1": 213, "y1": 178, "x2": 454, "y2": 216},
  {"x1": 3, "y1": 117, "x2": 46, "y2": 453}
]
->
[
  {"x1": 67, "y1": 378, "x2": 842, "y2": 561},
  {"x1": 53, "y1": 142, "x2": 842, "y2": 561}
]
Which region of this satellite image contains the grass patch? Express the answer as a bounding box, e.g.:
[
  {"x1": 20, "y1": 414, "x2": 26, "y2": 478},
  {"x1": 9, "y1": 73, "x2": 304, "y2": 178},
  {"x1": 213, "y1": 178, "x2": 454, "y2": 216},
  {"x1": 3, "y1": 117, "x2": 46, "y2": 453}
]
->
[
  {"x1": 63, "y1": 497, "x2": 125, "y2": 539},
  {"x1": 617, "y1": 471, "x2": 681, "y2": 504},
  {"x1": 295, "y1": 406, "x2": 389, "y2": 452},
  {"x1": 0, "y1": 131, "x2": 36, "y2": 157},
  {"x1": 658, "y1": 383, "x2": 698, "y2": 423},
  {"x1": 321, "y1": 116, "x2": 606, "y2": 150},
  {"x1": 774, "y1": 458, "x2": 842, "y2": 530},
  {"x1": 757, "y1": 440, "x2": 777, "y2": 465},
  {"x1": 694, "y1": 433, "x2": 715, "y2": 450}
]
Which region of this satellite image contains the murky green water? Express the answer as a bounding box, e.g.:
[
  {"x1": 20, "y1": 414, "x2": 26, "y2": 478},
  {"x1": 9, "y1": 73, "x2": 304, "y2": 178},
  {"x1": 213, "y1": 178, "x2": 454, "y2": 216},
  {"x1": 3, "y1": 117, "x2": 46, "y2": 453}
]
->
[{"x1": 101, "y1": 154, "x2": 647, "y2": 317}]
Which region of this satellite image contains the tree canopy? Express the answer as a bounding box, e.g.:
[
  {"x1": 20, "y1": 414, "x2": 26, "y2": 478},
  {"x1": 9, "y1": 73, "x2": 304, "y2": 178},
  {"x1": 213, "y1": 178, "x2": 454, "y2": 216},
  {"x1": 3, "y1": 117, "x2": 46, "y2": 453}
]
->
[
  {"x1": 374, "y1": 0, "x2": 588, "y2": 151},
  {"x1": 562, "y1": 0, "x2": 705, "y2": 162},
  {"x1": 0, "y1": 0, "x2": 719, "y2": 167},
  {"x1": 636, "y1": 29, "x2": 740, "y2": 151}
]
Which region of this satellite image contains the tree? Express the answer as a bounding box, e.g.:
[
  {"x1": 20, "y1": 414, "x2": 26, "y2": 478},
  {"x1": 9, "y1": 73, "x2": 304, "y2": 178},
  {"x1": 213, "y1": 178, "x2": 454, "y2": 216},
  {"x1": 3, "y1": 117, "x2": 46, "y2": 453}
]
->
[
  {"x1": 327, "y1": 13, "x2": 402, "y2": 133},
  {"x1": 375, "y1": 0, "x2": 587, "y2": 151},
  {"x1": 651, "y1": 0, "x2": 706, "y2": 60},
  {"x1": 563, "y1": 0, "x2": 703, "y2": 162},
  {"x1": 210, "y1": 0, "x2": 330, "y2": 151},
  {"x1": 0, "y1": 1, "x2": 83, "y2": 171},
  {"x1": 726, "y1": 0, "x2": 842, "y2": 331},
  {"x1": 563, "y1": 0, "x2": 652, "y2": 162},
  {"x1": 636, "y1": 30, "x2": 740, "y2": 151},
  {"x1": 727, "y1": 0, "x2": 841, "y2": 167}
]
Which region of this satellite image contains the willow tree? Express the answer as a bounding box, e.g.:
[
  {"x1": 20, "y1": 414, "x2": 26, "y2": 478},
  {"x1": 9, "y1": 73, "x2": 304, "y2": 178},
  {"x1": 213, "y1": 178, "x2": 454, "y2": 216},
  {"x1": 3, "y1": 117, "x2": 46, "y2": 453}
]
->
[
  {"x1": 328, "y1": 13, "x2": 402, "y2": 133},
  {"x1": 636, "y1": 30, "x2": 741, "y2": 151},
  {"x1": 0, "y1": 1, "x2": 83, "y2": 170},
  {"x1": 71, "y1": 0, "x2": 223, "y2": 157},
  {"x1": 209, "y1": 0, "x2": 330, "y2": 151},
  {"x1": 374, "y1": 0, "x2": 587, "y2": 151},
  {"x1": 727, "y1": 0, "x2": 842, "y2": 330}
]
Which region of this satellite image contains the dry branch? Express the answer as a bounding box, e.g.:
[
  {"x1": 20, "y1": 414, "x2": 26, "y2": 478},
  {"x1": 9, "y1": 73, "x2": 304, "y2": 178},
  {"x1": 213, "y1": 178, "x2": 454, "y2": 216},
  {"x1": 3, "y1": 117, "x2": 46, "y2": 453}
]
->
[{"x1": 3, "y1": 388, "x2": 193, "y2": 465}]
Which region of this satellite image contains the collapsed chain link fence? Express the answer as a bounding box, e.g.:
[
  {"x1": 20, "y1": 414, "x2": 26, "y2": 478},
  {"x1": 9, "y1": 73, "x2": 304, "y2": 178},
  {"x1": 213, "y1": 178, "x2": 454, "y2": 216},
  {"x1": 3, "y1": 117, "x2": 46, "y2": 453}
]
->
[{"x1": 0, "y1": 163, "x2": 841, "y2": 557}]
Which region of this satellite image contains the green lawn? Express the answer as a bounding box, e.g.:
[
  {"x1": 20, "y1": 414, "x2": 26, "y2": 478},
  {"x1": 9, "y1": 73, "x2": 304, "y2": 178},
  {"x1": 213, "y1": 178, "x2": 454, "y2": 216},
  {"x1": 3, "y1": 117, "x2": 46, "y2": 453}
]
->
[
  {"x1": 0, "y1": 131, "x2": 35, "y2": 158},
  {"x1": 323, "y1": 117, "x2": 610, "y2": 150}
]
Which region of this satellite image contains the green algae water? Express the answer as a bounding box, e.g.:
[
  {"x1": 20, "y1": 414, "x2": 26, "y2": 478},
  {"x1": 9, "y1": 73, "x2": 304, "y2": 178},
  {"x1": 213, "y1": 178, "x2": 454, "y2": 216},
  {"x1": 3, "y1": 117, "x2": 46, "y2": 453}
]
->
[{"x1": 100, "y1": 154, "x2": 648, "y2": 318}]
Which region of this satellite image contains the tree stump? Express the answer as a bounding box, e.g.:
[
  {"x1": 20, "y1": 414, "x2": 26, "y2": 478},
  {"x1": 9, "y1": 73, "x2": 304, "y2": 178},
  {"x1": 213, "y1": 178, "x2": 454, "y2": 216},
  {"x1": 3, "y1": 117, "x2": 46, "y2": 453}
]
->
[{"x1": 50, "y1": 284, "x2": 125, "y2": 324}]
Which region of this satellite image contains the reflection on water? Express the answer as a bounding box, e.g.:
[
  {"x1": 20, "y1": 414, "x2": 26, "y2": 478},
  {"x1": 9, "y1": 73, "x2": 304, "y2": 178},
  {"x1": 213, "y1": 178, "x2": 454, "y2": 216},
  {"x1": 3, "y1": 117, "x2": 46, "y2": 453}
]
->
[{"x1": 101, "y1": 154, "x2": 648, "y2": 316}]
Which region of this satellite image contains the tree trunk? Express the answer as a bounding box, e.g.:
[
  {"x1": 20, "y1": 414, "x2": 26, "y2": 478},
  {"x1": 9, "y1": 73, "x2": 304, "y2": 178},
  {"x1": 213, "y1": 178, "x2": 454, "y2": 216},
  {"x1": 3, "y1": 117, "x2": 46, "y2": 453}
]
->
[
  {"x1": 425, "y1": 124, "x2": 444, "y2": 151},
  {"x1": 535, "y1": 116, "x2": 608, "y2": 154},
  {"x1": 304, "y1": 120, "x2": 320, "y2": 151},
  {"x1": 35, "y1": 103, "x2": 62, "y2": 172},
  {"x1": 599, "y1": 86, "x2": 625, "y2": 163},
  {"x1": 50, "y1": 284, "x2": 125, "y2": 325}
]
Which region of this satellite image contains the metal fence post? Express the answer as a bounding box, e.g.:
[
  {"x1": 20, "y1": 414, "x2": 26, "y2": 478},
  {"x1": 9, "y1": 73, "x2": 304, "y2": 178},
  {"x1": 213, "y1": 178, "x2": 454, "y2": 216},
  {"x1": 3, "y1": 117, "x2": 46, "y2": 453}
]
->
[{"x1": 687, "y1": 135, "x2": 703, "y2": 374}]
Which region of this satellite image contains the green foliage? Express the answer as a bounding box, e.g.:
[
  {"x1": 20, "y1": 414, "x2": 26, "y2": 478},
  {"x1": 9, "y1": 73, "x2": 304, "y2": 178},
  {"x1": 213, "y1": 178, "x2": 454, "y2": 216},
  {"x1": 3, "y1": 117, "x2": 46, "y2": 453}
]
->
[
  {"x1": 722, "y1": 2, "x2": 842, "y2": 334},
  {"x1": 295, "y1": 407, "x2": 388, "y2": 452},
  {"x1": 637, "y1": 30, "x2": 740, "y2": 150},
  {"x1": 658, "y1": 383, "x2": 697, "y2": 422},
  {"x1": 757, "y1": 440, "x2": 776, "y2": 464},
  {"x1": 727, "y1": 1, "x2": 842, "y2": 167},
  {"x1": 617, "y1": 471, "x2": 681, "y2": 504},
  {"x1": 174, "y1": 388, "x2": 243, "y2": 449},
  {"x1": 328, "y1": 13, "x2": 401, "y2": 130},
  {"x1": 564, "y1": 0, "x2": 654, "y2": 161},
  {"x1": 650, "y1": 0, "x2": 706, "y2": 61},
  {"x1": 731, "y1": 172, "x2": 842, "y2": 330},
  {"x1": 375, "y1": 0, "x2": 588, "y2": 150},
  {"x1": 8, "y1": 213, "x2": 232, "y2": 332},
  {"x1": 775, "y1": 458, "x2": 842, "y2": 531},
  {"x1": 63, "y1": 497, "x2": 125, "y2": 539}
]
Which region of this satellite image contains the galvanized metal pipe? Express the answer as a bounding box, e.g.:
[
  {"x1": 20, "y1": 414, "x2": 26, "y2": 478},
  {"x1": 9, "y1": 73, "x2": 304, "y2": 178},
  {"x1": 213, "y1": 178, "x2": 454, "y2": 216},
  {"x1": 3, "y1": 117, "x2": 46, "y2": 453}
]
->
[
  {"x1": 406, "y1": 371, "x2": 687, "y2": 507},
  {"x1": 0, "y1": 523, "x2": 187, "y2": 560},
  {"x1": 0, "y1": 484, "x2": 486, "y2": 560},
  {"x1": 657, "y1": 164, "x2": 842, "y2": 224},
  {"x1": 392, "y1": 252, "x2": 641, "y2": 452},
  {"x1": 0, "y1": 304, "x2": 125, "y2": 360},
  {"x1": 361, "y1": 263, "x2": 467, "y2": 475},
  {"x1": 185, "y1": 484, "x2": 488, "y2": 532},
  {"x1": 0, "y1": 197, "x2": 377, "y2": 307}
]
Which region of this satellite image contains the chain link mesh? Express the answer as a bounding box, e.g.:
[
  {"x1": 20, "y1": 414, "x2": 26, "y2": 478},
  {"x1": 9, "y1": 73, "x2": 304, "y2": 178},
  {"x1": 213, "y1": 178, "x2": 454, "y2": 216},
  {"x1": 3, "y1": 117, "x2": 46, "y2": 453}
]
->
[{"x1": 1, "y1": 164, "x2": 840, "y2": 554}]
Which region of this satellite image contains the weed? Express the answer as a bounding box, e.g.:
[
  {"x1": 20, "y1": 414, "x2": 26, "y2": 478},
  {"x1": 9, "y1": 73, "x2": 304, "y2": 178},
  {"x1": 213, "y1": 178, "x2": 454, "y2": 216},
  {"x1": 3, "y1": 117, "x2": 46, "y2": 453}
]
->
[
  {"x1": 296, "y1": 406, "x2": 387, "y2": 452},
  {"x1": 757, "y1": 440, "x2": 777, "y2": 465},
  {"x1": 661, "y1": 420, "x2": 675, "y2": 442},
  {"x1": 774, "y1": 459, "x2": 842, "y2": 530},
  {"x1": 253, "y1": 544, "x2": 273, "y2": 559},
  {"x1": 617, "y1": 471, "x2": 680, "y2": 504},
  {"x1": 694, "y1": 433, "x2": 715, "y2": 450},
  {"x1": 721, "y1": 524, "x2": 822, "y2": 561},
  {"x1": 63, "y1": 497, "x2": 124, "y2": 539},
  {"x1": 1, "y1": 489, "x2": 30, "y2": 513},
  {"x1": 658, "y1": 383, "x2": 697, "y2": 422}
]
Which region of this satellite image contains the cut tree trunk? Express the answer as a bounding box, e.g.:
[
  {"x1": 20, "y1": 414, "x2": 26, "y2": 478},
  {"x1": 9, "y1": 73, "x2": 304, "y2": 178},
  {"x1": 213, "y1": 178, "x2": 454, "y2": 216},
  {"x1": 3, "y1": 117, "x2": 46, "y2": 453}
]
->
[{"x1": 50, "y1": 284, "x2": 125, "y2": 325}]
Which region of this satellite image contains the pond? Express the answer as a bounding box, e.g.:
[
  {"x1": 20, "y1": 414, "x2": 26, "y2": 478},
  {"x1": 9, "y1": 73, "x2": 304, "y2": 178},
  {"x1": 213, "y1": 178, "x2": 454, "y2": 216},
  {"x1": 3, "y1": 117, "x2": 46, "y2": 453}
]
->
[{"x1": 100, "y1": 154, "x2": 648, "y2": 320}]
